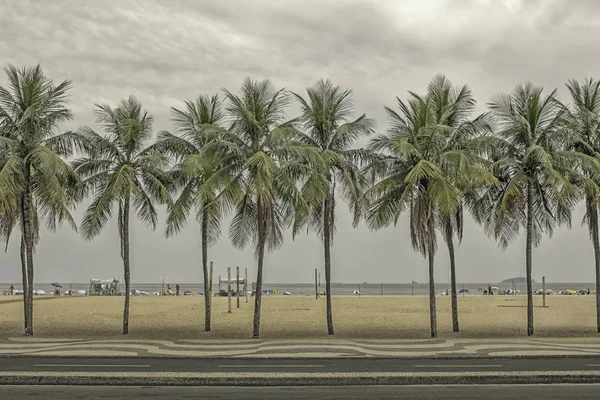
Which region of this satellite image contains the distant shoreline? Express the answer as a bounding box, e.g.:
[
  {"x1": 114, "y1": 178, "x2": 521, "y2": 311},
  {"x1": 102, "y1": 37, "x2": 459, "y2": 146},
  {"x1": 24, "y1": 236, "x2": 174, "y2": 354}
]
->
[{"x1": 0, "y1": 281, "x2": 593, "y2": 285}]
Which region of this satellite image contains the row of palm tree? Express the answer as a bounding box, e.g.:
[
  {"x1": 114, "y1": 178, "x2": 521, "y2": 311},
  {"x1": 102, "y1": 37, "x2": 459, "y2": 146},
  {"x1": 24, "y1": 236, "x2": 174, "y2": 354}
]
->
[{"x1": 1, "y1": 65, "x2": 600, "y2": 340}]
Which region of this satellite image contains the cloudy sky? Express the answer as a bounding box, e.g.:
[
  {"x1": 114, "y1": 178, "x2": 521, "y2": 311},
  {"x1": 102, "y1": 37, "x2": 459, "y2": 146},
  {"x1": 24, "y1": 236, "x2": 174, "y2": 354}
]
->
[{"x1": 1, "y1": 0, "x2": 599, "y2": 285}]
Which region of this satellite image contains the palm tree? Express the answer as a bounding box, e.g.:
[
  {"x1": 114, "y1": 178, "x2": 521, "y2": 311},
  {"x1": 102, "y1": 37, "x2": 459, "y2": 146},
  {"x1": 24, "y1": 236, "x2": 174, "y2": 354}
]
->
[
  {"x1": 365, "y1": 83, "x2": 494, "y2": 338},
  {"x1": 425, "y1": 75, "x2": 491, "y2": 332},
  {"x1": 291, "y1": 79, "x2": 375, "y2": 335},
  {"x1": 150, "y1": 94, "x2": 229, "y2": 332},
  {"x1": 75, "y1": 96, "x2": 171, "y2": 335},
  {"x1": 210, "y1": 78, "x2": 304, "y2": 338},
  {"x1": 564, "y1": 78, "x2": 600, "y2": 333},
  {"x1": 0, "y1": 64, "x2": 79, "y2": 335},
  {"x1": 473, "y1": 83, "x2": 578, "y2": 336}
]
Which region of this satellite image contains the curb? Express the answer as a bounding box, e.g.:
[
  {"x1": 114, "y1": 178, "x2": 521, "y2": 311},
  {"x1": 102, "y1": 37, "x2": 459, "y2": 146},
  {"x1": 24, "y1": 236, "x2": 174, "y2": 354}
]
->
[{"x1": 2, "y1": 371, "x2": 600, "y2": 386}]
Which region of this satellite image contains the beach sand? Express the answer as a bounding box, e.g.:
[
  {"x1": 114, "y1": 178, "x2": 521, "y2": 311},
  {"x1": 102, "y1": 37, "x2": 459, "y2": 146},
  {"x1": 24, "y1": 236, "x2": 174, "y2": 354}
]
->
[{"x1": 0, "y1": 294, "x2": 596, "y2": 339}]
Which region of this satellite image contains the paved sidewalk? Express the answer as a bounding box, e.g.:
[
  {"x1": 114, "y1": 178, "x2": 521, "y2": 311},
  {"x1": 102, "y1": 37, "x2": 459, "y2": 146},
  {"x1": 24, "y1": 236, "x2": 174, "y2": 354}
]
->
[{"x1": 1, "y1": 337, "x2": 599, "y2": 358}]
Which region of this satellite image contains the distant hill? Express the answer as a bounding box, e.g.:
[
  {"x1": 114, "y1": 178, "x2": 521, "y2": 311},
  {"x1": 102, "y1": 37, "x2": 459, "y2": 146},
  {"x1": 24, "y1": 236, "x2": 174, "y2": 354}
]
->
[{"x1": 500, "y1": 277, "x2": 536, "y2": 284}]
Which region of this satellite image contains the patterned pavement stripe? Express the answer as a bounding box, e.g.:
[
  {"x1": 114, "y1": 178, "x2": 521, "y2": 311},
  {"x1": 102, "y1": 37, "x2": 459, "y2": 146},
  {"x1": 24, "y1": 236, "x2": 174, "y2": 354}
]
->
[
  {"x1": 2, "y1": 338, "x2": 600, "y2": 358},
  {"x1": 3, "y1": 338, "x2": 559, "y2": 349},
  {"x1": 1, "y1": 344, "x2": 600, "y2": 358},
  {"x1": 488, "y1": 350, "x2": 600, "y2": 357}
]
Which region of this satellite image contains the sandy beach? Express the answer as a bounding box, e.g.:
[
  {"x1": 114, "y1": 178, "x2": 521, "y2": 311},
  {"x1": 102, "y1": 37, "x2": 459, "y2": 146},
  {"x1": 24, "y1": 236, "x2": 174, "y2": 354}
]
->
[{"x1": 0, "y1": 294, "x2": 596, "y2": 339}]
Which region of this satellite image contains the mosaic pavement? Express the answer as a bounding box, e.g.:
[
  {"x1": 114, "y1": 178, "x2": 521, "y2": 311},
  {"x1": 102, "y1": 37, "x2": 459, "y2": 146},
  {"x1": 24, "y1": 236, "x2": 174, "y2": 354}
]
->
[{"x1": 1, "y1": 337, "x2": 599, "y2": 358}]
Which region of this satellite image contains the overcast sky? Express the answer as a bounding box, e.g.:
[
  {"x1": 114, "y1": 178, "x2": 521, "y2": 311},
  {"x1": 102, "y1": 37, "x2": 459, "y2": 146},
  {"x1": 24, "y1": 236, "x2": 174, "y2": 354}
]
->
[{"x1": 1, "y1": 0, "x2": 599, "y2": 285}]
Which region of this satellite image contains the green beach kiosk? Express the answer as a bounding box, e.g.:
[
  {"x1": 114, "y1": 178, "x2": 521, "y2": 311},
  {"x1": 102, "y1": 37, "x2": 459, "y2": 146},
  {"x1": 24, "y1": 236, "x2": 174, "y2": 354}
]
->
[{"x1": 88, "y1": 279, "x2": 123, "y2": 296}]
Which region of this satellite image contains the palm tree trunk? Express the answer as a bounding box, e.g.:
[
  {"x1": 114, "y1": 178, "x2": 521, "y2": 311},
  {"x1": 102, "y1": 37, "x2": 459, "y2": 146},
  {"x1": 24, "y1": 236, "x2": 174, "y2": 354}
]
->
[
  {"x1": 122, "y1": 197, "x2": 131, "y2": 335},
  {"x1": 445, "y1": 221, "x2": 459, "y2": 333},
  {"x1": 324, "y1": 196, "x2": 334, "y2": 335},
  {"x1": 20, "y1": 230, "x2": 28, "y2": 332},
  {"x1": 526, "y1": 183, "x2": 534, "y2": 336},
  {"x1": 201, "y1": 211, "x2": 211, "y2": 332},
  {"x1": 22, "y1": 170, "x2": 34, "y2": 336},
  {"x1": 428, "y1": 210, "x2": 437, "y2": 338},
  {"x1": 428, "y1": 247, "x2": 437, "y2": 338},
  {"x1": 252, "y1": 199, "x2": 266, "y2": 339},
  {"x1": 589, "y1": 199, "x2": 600, "y2": 333}
]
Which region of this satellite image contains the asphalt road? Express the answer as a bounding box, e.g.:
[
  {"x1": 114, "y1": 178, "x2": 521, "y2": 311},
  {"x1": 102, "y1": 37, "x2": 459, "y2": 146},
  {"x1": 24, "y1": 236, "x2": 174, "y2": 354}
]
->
[
  {"x1": 4, "y1": 384, "x2": 600, "y2": 399},
  {"x1": 1, "y1": 357, "x2": 600, "y2": 373}
]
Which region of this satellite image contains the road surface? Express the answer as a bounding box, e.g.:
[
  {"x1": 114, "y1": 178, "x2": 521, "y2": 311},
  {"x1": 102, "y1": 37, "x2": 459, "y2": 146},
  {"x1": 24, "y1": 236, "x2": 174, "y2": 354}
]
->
[
  {"x1": 2, "y1": 356, "x2": 600, "y2": 373},
  {"x1": 4, "y1": 384, "x2": 600, "y2": 399}
]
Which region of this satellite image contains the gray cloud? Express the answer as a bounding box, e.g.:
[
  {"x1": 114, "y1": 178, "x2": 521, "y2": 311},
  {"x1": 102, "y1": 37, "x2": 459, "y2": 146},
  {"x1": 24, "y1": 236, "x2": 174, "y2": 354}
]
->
[{"x1": 0, "y1": 0, "x2": 598, "y2": 285}]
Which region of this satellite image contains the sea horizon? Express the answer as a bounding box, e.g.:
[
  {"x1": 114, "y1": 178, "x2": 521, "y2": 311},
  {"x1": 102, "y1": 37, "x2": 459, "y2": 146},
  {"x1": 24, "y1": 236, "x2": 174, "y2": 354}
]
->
[{"x1": 2, "y1": 281, "x2": 596, "y2": 296}]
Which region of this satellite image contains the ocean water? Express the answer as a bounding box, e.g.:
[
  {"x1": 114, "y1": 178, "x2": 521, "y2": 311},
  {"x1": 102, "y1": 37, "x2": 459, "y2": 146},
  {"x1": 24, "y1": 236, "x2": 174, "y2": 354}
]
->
[{"x1": 1, "y1": 281, "x2": 596, "y2": 296}]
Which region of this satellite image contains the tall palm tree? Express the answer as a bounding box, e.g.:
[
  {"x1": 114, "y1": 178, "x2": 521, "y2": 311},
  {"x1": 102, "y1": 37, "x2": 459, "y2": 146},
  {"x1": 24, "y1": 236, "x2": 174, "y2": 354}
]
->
[
  {"x1": 365, "y1": 85, "x2": 494, "y2": 338},
  {"x1": 210, "y1": 78, "x2": 304, "y2": 338},
  {"x1": 75, "y1": 96, "x2": 171, "y2": 335},
  {"x1": 473, "y1": 83, "x2": 578, "y2": 336},
  {"x1": 150, "y1": 94, "x2": 230, "y2": 332},
  {"x1": 291, "y1": 79, "x2": 375, "y2": 335},
  {"x1": 564, "y1": 78, "x2": 600, "y2": 333},
  {"x1": 0, "y1": 64, "x2": 79, "y2": 335},
  {"x1": 425, "y1": 75, "x2": 491, "y2": 332}
]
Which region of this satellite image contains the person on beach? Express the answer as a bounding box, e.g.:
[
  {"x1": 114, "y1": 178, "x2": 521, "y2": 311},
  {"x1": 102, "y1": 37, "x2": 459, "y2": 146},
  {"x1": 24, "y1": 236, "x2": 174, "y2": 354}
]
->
[
  {"x1": 9, "y1": 284, "x2": 14, "y2": 295},
  {"x1": 176, "y1": 283, "x2": 180, "y2": 296}
]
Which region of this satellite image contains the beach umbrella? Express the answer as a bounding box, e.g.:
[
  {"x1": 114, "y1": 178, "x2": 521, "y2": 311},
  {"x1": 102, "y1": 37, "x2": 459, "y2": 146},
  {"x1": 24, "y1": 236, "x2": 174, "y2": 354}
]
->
[
  {"x1": 491, "y1": 286, "x2": 499, "y2": 291},
  {"x1": 458, "y1": 288, "x2": 469, "y2": 294},
  {"x1": 51, "y1": 282, "x2": 62, "y2": 288}
]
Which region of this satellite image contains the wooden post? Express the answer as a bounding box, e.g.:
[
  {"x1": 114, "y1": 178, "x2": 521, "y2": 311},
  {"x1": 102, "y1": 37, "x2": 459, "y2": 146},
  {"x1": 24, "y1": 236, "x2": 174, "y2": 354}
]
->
[
  {"x1": 358, "y1": 283, "x2": 361, "y2": 297},
  {"x1": 209, "y1": 261, "x2": 213, "y2": 298},
  {"x1": 412, "y1": 282, "x2": 414, "y2": 297},
  {"x1": 236, "y1": 266, "x2": 240, "y2": 308},
  {"x1": 381, "y1": 282, "x2": 383, "y2": 297},
  {"x1": 318, "y1": 272, "x2": 321, "y2": 292},
  {"x1": 227, "y1": 267, "x2": 232, "y2": 313},
  {"x1": 315, "y1": 269, "x2": 318, "y2": 299},
  {"x1": 245, "y1": 267, "x2": 248, "y2": 303},
  {"x1": 542, "y1": 276, "x2": 546, "y2": 307}
]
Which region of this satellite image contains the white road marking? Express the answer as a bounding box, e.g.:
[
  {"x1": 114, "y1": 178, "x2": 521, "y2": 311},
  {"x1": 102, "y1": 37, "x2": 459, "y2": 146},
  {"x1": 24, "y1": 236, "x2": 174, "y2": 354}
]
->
[
  {"x1": 217, "y1": 364, "x2": 324, "y2": 368},
  {"x1": 414, "y1": 364, "x2": 502, "y2": 368},
  {"x1": 33, "y1": 364, "x2": 151, "y2": 368}
]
